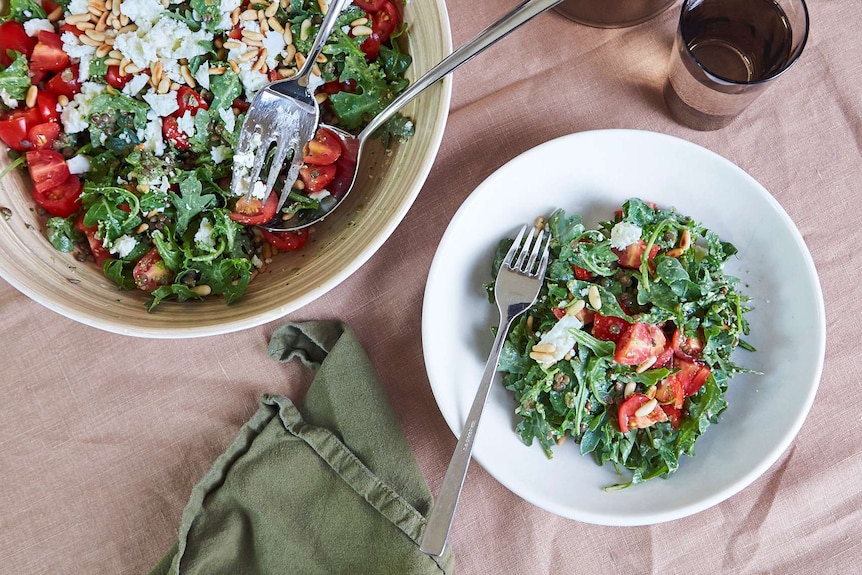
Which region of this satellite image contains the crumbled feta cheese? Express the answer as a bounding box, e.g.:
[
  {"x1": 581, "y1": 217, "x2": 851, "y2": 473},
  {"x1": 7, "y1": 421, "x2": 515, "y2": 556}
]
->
[
  {"x1": 142, "y1": 91, "x2": 180, "y2": 117},
  {"x1": 251, "y1": 254, "x2": 263, "y2": 268},
  {"x1": 308, "y1": 190, "x2": 330, "y2": 201},
  {"x1": 122, "y1": 73, "x2": 150, "y2": 97},
  {"x1": 66, "y1": 155, "x2": 91, "y2": 175},
  {"x1": 61, "y1": 82, "x2": 105, "y2": 134},
  {"x1": 120, "y1": 0, "x2": 164, "y2": 29},
  {"x1": 0, "y1": 90, "x2": 18, "y2": 108},
  {"x1": 177, "y1": 110, "x2": 195, "y2": 137},
  {"x1": 534, "y1": 315, "x2": 584, "y2": 368},
  {"x1": 107, "y1": 235, "x2": 138, "y2": 258},
  {"x1": 23, "y1": 19, "x2": 53, "y2": 37},
  {"x1": 251, "y1": 180, "x2": 266, "y2": 199},
  {"x1": 261, "y1": 29, "x2": 286, "y2": 69},
  {"x1": 194, "y1": 217, "x2": 215, "y2": 248},
  {"x1": 238, "y1": 67, "x2": 268, "y2": 96},
  {"x1": 306, "y1": 72, "x2": 325, "y2": 94},
  {"x1": 610, "y1": 222, "x2": 643, "y2": 250},
  {"x1": 211, "y1": 145, "x2": 232, "y2": 164},
  {"x1": 138, "y1": 109, "x2": 166, "y2": 156},
  {"x1": 218, "y1": 107, "x2": 235, "y2": 133},
  {"x1": 194, "y1": 64, "x2": 211, "y2": 90},
  {"x1": 68, "y1": 0, "x2": 89, "y2": 15}
]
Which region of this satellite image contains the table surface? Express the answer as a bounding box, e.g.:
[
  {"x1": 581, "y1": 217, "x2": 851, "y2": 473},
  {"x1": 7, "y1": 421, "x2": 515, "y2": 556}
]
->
[{"x1": 3, "y1": 0, "x2": 860, "y2": 573}]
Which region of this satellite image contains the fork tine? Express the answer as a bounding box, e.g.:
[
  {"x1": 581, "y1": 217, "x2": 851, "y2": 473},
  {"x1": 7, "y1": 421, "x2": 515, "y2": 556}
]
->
[
  {"x1": 503, "y1": 226, "x2": 527, "y2": 267},
  {"x1": 274, "y1": 151, "x2": 306, "y2": 213},
  {"x1": 514, "y1": 226, "x2": 536, "y2": 271},
  {"x1": 524, "y1": 229, "x2": 545, "y2": 275},
  {"x1": 246, "y1": 138, "x2": 271, "y2": 199},
  {"x1": 537, "y1": 240, "x2": 550, "y2": 278},
  {"x1": 262, "y1": 140, "x2": 290, "y2": 204}
]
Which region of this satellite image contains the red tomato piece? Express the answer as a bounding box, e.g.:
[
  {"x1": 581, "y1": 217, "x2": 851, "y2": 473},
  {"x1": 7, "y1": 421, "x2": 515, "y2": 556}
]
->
[
  {"x1": 618, "y1": 393, "x2": 668, "y2": 433},
  {"x1": 28, "y1": 122, "x2": 61, "y2": 150},
  {"x1": 75, "y1": 212, "x2": 112, "y2": 266},
  {"x1": 322, "y1": 79, "x2": 357, "y2": 95},
  {"x1": 45, "y1": 65, "x2": 82, "y2": 99},
  {"x1": 0, "y1": 21, "x2": 36, "y2": 67},
  {"x1": 671, "y1": 328, "x2": 705, "y2": 361},
  {"x1": 58, "y1": 23, "x2": 84, "y2": 37},
  {"x1": 573, "y1": 266, "x2": 594, "y2": 280},
  {"x1": 653, "y1": 343, "x2": 674, "y2": 368},
  {"x1": 260, "y1": 228, "x2": 309, "y2": 251},
  {"x1": 327, "y1": 150, "x2": 357, "y2": 197},
  {"x1": 613, "y1": 322, "x2": 666, "y2": 366},
  {"x1": 592, "y1": 313, "x2": 630, "y2": 343},
  {"x1": 0, "y1": 116, "x2": 30, "y2": 151},
  {"x1": 36, "y1": 91, "x2": 60, "y2": 123},
  {"x1": 33, "y1": 174, "x2": 82, "y2": 217},
  {"x1": 303, "y1": 127, "x2": 342, "y2": 165},
  {"x1": 133, "y1": 247, "x2": 174, "y2": 292},
  {"x1": 30, "y1": 31, "x2": 69, "y2": 73},
  {"x1": 552, "y1": 307, "x2": 566, "y2": 320},
  {"x1": 105, "y1": 65, "x2": 131, "y2": 89},
  {"x1": 353, "y1": 0, "x2": 387, "y2": 11},
  {"x1": 661, "y1": 405, "x2": 682, "y2": 429},
  {"x1": 299, "y1": 163, "x2": 336, "y2": 193},
  {"x1": 681, "y1": 360, "x2": 711, "y2": 397},
  {"x1": 26, "y1": 149, "x2": 69, "y2": 193},
  {"x1": 229, "y1": 193, "x2": 278, "y2": 226},
  {"x1": 360, "y1": 34, "x2": 382, "y2": 59},
  {"x1": 176, "y1": 86, "x2": 208, "y2": 115},
  {"x1": 371, "y1": 0, "x2": 399, "y2": 43},
  {"x1": 231, "y1": 98, "x2": 250, "y2": 113},
  {"x1": 162, "y1": 116, "x2": 190, "y2": 150},
  {"x1": 613, "y1": 240, "x2": 660, "y2": 269}
]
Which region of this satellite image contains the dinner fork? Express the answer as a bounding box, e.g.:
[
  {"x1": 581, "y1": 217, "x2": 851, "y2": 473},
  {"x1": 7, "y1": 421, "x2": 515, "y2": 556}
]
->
[
  {"x1": 230, "y1": 0, "x2": 353, "y2": 202},
  {"x1": 420, "y1": 224, "x2": 550, "y2": 557}
]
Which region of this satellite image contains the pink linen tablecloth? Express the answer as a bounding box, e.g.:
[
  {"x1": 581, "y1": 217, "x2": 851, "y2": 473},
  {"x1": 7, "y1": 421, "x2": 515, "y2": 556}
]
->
[{"x1": 2, "y1": 0, "x2": 860, "y2": 572}]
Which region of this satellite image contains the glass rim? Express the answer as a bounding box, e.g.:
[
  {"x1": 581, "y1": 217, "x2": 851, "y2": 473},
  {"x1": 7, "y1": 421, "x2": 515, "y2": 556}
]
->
[{"x1": 678, "y1": 0, "x2": 810, "y2": 87}]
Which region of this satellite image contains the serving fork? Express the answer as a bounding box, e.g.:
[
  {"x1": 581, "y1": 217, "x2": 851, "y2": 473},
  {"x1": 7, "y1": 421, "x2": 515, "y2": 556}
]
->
[
  {"x1": 229, "y1": 0, "x2": 353, "y2": 203},
  {"x1": 420, "y1": 224, "x2": 550, "y2": 557}
]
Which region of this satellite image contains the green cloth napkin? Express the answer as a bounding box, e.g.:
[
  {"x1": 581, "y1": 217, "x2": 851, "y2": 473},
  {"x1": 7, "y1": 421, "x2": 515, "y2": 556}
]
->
[{"x1": 151, "y1": 321, "x2": 454, "y2": 575}]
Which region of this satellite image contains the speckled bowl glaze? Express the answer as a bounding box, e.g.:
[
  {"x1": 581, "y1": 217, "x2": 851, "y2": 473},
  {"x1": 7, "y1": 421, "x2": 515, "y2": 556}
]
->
[{"x1": 0, "y1": 0, "x2": 452, "y2": 338}]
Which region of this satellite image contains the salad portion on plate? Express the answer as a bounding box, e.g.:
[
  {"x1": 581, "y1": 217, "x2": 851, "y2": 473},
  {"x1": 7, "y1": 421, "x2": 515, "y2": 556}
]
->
[
  {"x1": 0, "y1": 0, "x2": 412, "y2": 309},
  {"x1": 487, "y1": 198, "x2": 756, "y2": 489}
]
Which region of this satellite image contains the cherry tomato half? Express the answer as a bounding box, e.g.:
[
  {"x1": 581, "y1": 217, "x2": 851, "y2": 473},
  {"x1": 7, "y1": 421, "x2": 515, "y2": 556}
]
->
[
  {"x1": 613, "y1": 240, "x2": 660, "y2": 269},
  {"x1": 592, "y1": 314, "x2": 630, "y2": 343},
  {"x1": 260, "y1": 228, "x2": 309, "y2": 251},
  {"x1": 299, "y1": 164, "x2": 336, "y2": 193},
  {"x1": 303, "y1": 127, "x2": 342, "y2": 165},
  {"x1": 105, "y1": 65, "x2": 131, "y2": 89},
  {"x1": 177, "y1": 86, "x2": 208, "y2": 115},
  {"x1": 618, "y1": 393, "x2": 667, "y2": 433},
  {"x1": 162, "y1": 116, "x2": 190, "y2": 150},
  {"x1": 229, "y1": 193, "x2": 278, "y2": 226},
  {"x1": 353, "y1": 0, "x2": 387, "y2": 11},
  {"x1": 29, "y1": 31, "x2": 69, "y2": 73},
  {"x1": 0, "y1": 21, "x2": 36, "y2": 67},
  {"x1": 0, "y1": 116, "x2": 30, "y2": 151},
  {"x1": 26, "y1": 149, "x2": 70, "y2": 194},
  {"x1": 370, "y1": 0, "x2": 399, "y2": 43},
  {"x1": 28, "y1": 122, "x2": 61, "y2": 150},
  {"x1": 36, "y1": 91, "x2": 60, "y2": 123},
  {"x1": 45, "y1": 65, "x2": 82, "y2": 99},
  {"x1": 75, "y1": 212, "x2": 112, "y2": 266},
  {"x1": 133, "y1": 247, "x2": 174, "y2": 292},
  {"x1": 33, "y1": 174, "x2": 82, "y2": 217},
  {"x1": 671, "y1": 328, "x2": 704, "y2": 361},
  {"x1": 613, "y1": 322, "x2": 666, "y2": 366}
]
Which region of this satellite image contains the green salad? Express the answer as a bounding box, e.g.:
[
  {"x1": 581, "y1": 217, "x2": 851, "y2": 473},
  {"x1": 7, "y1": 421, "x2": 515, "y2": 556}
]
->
[{"x1": 487, "y1": 198, "x2": 756, "y2": 489}]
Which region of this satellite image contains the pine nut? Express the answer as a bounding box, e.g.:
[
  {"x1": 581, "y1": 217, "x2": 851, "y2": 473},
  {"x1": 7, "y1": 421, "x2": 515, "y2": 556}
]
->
[
  {"x1": 229, "y1": 60, "x2": 240, "y2": 73},
  {"x1": 634, "y1": 398, "x2": 658, "y2": 418},
  {"x1": 680, "y1": 228, "x2": 691, "y2": 251},
  {"x1": 104, "y1": 58, "x2": 121, "y2": 66},
  {"x1": 352, "y1": 25, "x2": 373, "y2": 36},
  {"x1": 317, "y1": 0, "x2": 328, "y2": 12},
  {"x1": 295, "y1": 52, "x2": 306, "y2": 68},
  {"x1": 284, "y1": 44, "x2": 296, "y2": 63},
  {"x1": 180, "y1": 65, "x2": 195, "y2": 87},
  {"x1": 252, "y1": 55, "x2": 267, "y2": 72},
  {"x1": 667, "y1": 247, "x2": 684, "y2": 258},
  {"x1": 268, "y1": 17, "x2": 284, "y2": 33},
  {"x1": 25, "y1": 85, "x2": 38, "y2": 108},
  {"x1": 79, "y1": 34, "x2": 102, "y2": 47},
  {"x1": 65, "y1": 13, "x2": 92, "y2": 24},
  {"x1": 209, "y1": 66, "x2": 227, "y2": 75},
  {"x1": 265, "y1": 1, "x2": 279, "y2": 17},
  {"x1": 242, "y1": 29, "x2": 264, "y2": 41},
  {"x1": 57, "y1": 95, "x2": 69, "y2": 106},
  {"x1": 157, "y1": 77, "x2": 170, "y2": 94},
  {"x1": 278, "y1": 67, "x2": 295, "y2": 78},
  {"x1": 532, "y1": 343, "x2": 556, "y2": 354},
  {"x1": 169, "y1": 82, "x2": 180, "y2": 91},
  {"x1": 135, "y1": 223, "x2": 149, "y2": 234},
  {"x1": 283, "y1": 26, "x2": 293, "y2": 45},
  {"x1": 299, "y1": 18, "x2": 311, "y2": 41},
  {"x1": 87, "y1": 6, "x2": 102, "y2": 17},
  {"x1": 95, "y1": 11, "x2": 109, "y2": 31},
  {"x1": 646, "y1": 385, "x2": 657, "y2": 399},
  {"x1": 120, "y1": 13, "x2": 130, "y2": 26},
  {"x1": 223, "y1": 40, "x2": 244, "y2": 50},
  {"x1": 239, "y1": 49, "x2": 259, "y2": 62},
  {"x1": 124, "y1": 63, "x2": 142, "y2": 74},
  {"x1": 636, "y1": 356, "x2": 657, "y2": 374},
  {"x1": 192, "y1": 285, "x2": 212, "y2": 296},
  {"x1": 529, "y1": 351, "x2": 555, "y2": 364},
  {"x1": 109, "y1": 49, "x2": 123, "y2": 59},
  {"x1": 240, "y1": 9, "x2": 258, "y2": 20},
  {"x1": 259, "y1": 16, "x2": 269, "y2": 33},
  {"x1": 623, "y1": 381, "x2": 637, "y2": 398},
  {"x1": 315, "y1": 53, "x2": 327, "y2": 63},
  {"x1": 588, "y1": 285, "x2": 602, "y2": 310},
  {"x1": 76, "y1": 21, "x2": 96, "y2": 31},
  {"x1": 243, "y1": 38, "x2": 264, "y2": 47},
  {"x1": 118, "y1": 24, "x2": 137, "y2": 34},
  {"x1": 103, "y1": 34, "x2": 115, "y2": 46},
  {"x1": 314, "y1": 92, "x2": 327, "y2": 104},
  {"x1": 566, "y1": 299, "x2": 585, "y2": 317},
  {"x1": 350, "y1": 17, "x2": 368, "y2": 26},
  {"x1": 95, "y1": 43, "x2": 111, "y2": 58},
  {"x1": 84, "y1": 28, "x2": 105, "y2": 42}
]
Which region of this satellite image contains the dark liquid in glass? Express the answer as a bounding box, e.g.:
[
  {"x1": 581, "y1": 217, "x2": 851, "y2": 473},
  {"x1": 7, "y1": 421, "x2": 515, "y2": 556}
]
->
[{"x1": 683, "y1": 0, "x2": 794, "y2": 83}]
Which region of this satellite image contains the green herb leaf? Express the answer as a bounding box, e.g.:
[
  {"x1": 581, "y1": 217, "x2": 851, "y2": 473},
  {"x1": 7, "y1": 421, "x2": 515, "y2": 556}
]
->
[{"x1": 0, "y1": 51, "x2": 31, "y2": 101}]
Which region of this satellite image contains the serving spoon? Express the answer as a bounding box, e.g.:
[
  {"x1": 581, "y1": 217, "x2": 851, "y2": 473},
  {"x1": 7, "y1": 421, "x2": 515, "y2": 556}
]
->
[{"x1": 260, "y1": 0, "x2": 564, "y2": 232}]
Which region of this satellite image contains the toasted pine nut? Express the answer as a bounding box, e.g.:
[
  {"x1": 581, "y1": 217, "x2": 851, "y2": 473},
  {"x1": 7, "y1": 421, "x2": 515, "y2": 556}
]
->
[
  {"x1": 109, "y1": 49, "x2": 123, "y2": 59},
  {"x1": 65, "y1": 13, "x2": 92, "y2": 24},
  {"x1": 229, "y1": 60, "x2": 240, "y2": 73},
  {"x1": 634, "y1": 398, "x2": 658, "y2": 418},
  {"x1": 680, "y1": 228, "x2": 691, "y2": 251},
  {"x1": 169, "y1": 82, "x2": 180, "y2": 91},
  {"x1": 526, "y1": 315, "x2": 534, "y2": 333},
  {"x1": 95, "y1": 11, "x2": 109, "y2": 31},
  {"x1": 529, "y1": 351, "x2": 555, "y2": 364},
  {"x1": 124, "y1": 63, "x2": 142, "y2": 74},
  {"x1": 265, "y1": 1, "x2": 279, "y2": 17},
  {"x1": 350, "y1": 17, "x2": 369, "y2": 26},
  {"x1": 157, "y1": 77, "x2": 170, "y2": 94},
  {"x1": 192, "y1": 285, "x2": 212, "y2": 297},
  {"x1": 180, "y1": 65, "x2": 196, "y2": 87},
  {"x1": 118, "y1": 24, "x2": 137, "y2": 34},
  {"x1": 252, "y1": 57, "x2": 267, "y2": 72},
  {"x1": 223, "y1": 40, "x2": 244, "y2": 50},
  {"x1": 532, "y1": 343, "x2": 556, "y2": 354},
  {"x1": 259, "y1": 16, "x2": 269, "y2": 33},
  {"x1": 104, "y1": 58, "x2": 121, "y2": 66},
  {"x1": 646, "y1": 385, "x2": 657, "y2": 399},
  {"x1": 315, "y1": 53, "x2": 327, "y2": 63},
  {"x1": 25, "y1": 85, "x2": 38, "y2": 108},
  {"x1": 57, "y1": 95, "x2": 70, "y2": 106},
  {"x1": 240, "y1": 9, "x2": 257, "y2": 20},
  {"x1": 209, "y1": 66, "x2": 227, "y2": 75},
  {"x1": 267, "y1": 17, "x2": 284, "y2": 33},
  {"x1": 283, "y1": 26, "x2": 293, "y2": 45},
  {"x1": 317, "y1": 0, "x2": 328, "y2": 13},
  {"x1": 87, "y1": 6, "x2": 102, "y2": 18},
  {"x1": 239, "y1": 49, "x2": 259, "y2": 62},
  {"x1": 299, "y1": 18, "x2": 311, "y2": 41},
  {"x1": 95, "y1": 43, "x2": 111, "y2": 58},
  {"x1": 636, "y1": 356, "x2": 657, "y2": 374},
  {"x1": 242, "y1": 29, "x2": 264, "y2": 41},
  {"x1": 75, "y1": 21, "x2": 96, "y2": 31},
  {"x1": 352, "y1": 25, "x2": 373, "y2": 36},
  {"x1": 566, "y1": 299, "x2": 586, "y2": 317},
  {"x1": 666, "y1": 247, "x2": 684, "y2": 258},
  {"x1": 135, "y1": 223, "x2": 149, "y2": 234},
  {"x1": 284, "y1": 44, "x2": 296, "y2": 63},
  {"x1": 623, "y1": 381, "x2": 637, "y2": 398},
  {"x1": 314, "y1": 92, "x2": 327, "y2": 104},
  {"x1": 295, "y1": 52, "x2": 306, "y2": 68},
  {"x1": 588, "y1": 285, "x2": 602, "y2": 310},
  {"x1": 120, "y1": 13, "x2": 129, "y2": 26},
  {"x1": 79, "y1": 34, "x2": 101, "y2": 47},
  {"x1": 85, "y1": 28, "x2": 106, "y2": 42},
  {"x1": 243, "y1": 38, "x2": 264, "y2": 47}
]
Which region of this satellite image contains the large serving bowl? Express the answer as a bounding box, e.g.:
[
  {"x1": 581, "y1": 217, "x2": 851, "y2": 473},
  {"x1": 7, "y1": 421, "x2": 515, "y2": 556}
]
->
[{"x1": 0, "y1": 0, "x2": 452, "y2": 338}]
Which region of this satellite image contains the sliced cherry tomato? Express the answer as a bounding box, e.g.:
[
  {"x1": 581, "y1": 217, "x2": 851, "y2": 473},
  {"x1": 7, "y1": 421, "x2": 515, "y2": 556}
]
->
[
  {"x1": 653, "y1": 343, "x2": 674, "y2": 368},
  {"x1": 133, "y1": 247, "x2": 174, "y2": 292},
  {"x1": 176, "y1": 86, "x2": 208, "y2": 115},
  {"x1": 360, "y1": 34, "x2": 382, "y2": 59},
  {"x1": 299, "y1": 163, "x2": 336, "y2": 193},
  {"x1": 30, "y1": 31, "x2": 69, "y2": 73},
  {"x1": 328, "y1": 149, "x2": 357, "y2": 197},
  {"x1": 613, "y1": 322, "x2": 666, "y2": 366},
  {"x1": 1, "y1": 105, "x2": 42, "y2": 128},
  {"x1": 680, "y1": 359, "x2": 711, "y2": 397},
  {"x1": 671, "y1": 328, "x2": 704, "y2": 361},
  {"x1": 552, "y1": 307, "x2": 566, "y2": 320},
  {"x1": 228, "y1": 25, "x2": 242, "y2": 40},
  {"x1": 592, "y1": 314, "x2": 630, "y2": 343},
  {"x1": 45, "y1": 65, "x2": 81, "y2": 99},
  {"x1": 661, "y1": 405, "x2": 682, "y2": 430},
  {"x1": 26, "y1": 149, "x2": 69, "y2": 193},
  {"x1": 105, "y1": 65, "x2": 131, "y2": 89},
  {"x1": 58, "y1": 23, "x2": 85, "y2": 37},
  {"x1": 75, "y1": 212, "x2": 112, "y2": 266},
  {"x1": 370, "y1": 0, "x2": 399, "y2": 43},
  {"x1": 231, "y1": 97, "x2": 250, "y2": 113},
  {"x1": 353, "y1": 0, "x2": 387, "y2": 11},
  {"x1": 613, "y1": 240, "x2": 660, "y2": 269},
  {"x1": 618, "y1": 393, "x2": 668, "y2": 433},
  {"x1": 0, "y1": 116, "x2": 30, "y2": 151},
  {"x1": 0, "y1": 21, "x2": 36, "y2": 67},
  {"x1": 260, "y1": 228, "x2": 310, "y2": 251},
  {"x1": 28, "y1": 122, "x2": 61, "y2": 150},
  {"x1": 36, "y1": 91, "x2": 60, "y2": 123},
  {"x1": 322, "y1": 79, "x2": 357, "y2": 95},
  {"x1": 573, "y1": 266, "x2": 594, "y2": 280},
  {"x1": 32, "y1": 174, "x2": 82, "y2": 217},
  {"x1": 162, "y1": 116, "x2": 190, "y2": 150},
  {"x1": 229, "y1": 193, "x2": 278, "y2": 226},
  {"x1": 303, "y1": 127, "x2": 342, "y2": 165}
]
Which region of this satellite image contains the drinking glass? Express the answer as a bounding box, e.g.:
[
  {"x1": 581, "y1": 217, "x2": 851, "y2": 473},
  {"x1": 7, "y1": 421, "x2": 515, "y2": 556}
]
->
[
  {"x1": 663, "y1": 0, "x2": 809, "y2": 130},
  {"x1": 555, "y1": 0, "x2": 677, "y2": 28}
]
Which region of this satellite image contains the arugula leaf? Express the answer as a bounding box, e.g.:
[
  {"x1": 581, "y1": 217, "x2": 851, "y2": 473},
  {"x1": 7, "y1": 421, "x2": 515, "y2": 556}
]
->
[
  {"x1": 567, "y1": 328, "x2": 615, "y2": 358},
  {"x1": 168, "y1": 172, "x2": 215, "y2": 235},
  {"x1": 6, "y1": 0, "x2": 46, "y2": 22},
  {"x1": 103, "y1": 259, "x2": 136, "y2": 290},
  {"x1": 210, "y1": 69, "x2": 241, "y2": 110},
  {"x1": 0, "y1": 51, "x2": 31, "y2": 102},
  {"x1": 89, "y1": 56, "x2": 109, "y2": 79},
  {"x1": 46, "y1": 216, "x2": 83, "y2": 252},
  {"x1": 190, "y1": 0, "x2": 223, "y2": 32}
]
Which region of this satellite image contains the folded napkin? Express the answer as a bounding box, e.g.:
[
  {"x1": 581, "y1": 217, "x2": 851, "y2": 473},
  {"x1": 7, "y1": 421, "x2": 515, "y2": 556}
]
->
[{"x1": 151, "y1": 321, "x2": 454, "y2": 575}]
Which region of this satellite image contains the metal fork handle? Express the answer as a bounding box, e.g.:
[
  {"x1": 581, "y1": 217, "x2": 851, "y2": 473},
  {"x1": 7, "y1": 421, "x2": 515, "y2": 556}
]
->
[
  {"x1": 360, "y1": 0, "x2": 564, "y2": 139},
  {"x1": 419, "y1": 302, "x2": 527, "y2": 557}
]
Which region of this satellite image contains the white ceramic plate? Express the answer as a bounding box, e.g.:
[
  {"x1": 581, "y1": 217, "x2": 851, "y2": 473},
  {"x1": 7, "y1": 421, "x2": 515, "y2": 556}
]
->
[{"x1": 422, "y1": 129, "x2": 825, "y2": 526}]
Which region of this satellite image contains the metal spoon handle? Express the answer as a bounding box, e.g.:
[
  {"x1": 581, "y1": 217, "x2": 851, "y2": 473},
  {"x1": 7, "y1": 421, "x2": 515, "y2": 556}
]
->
[
  {"x1": 419, "y1": 310, "x2": 513, "y2": 557},
  {"x1": 359, "y1": 0, "x2": 564, "y2": 139}
]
